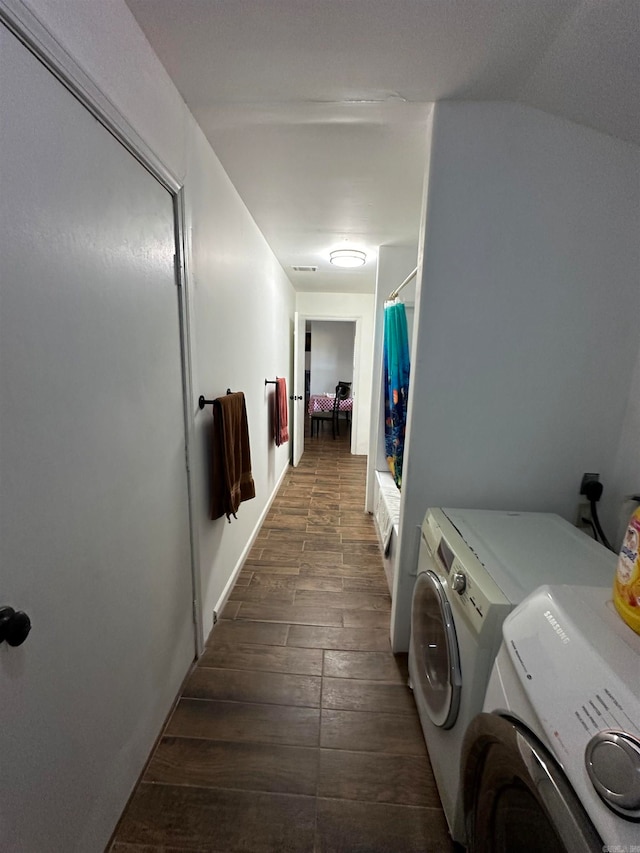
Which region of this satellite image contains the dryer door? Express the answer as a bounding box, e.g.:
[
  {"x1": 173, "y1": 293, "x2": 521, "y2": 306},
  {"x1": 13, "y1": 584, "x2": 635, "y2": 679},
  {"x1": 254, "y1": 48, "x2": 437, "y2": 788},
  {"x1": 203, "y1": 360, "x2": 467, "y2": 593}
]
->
[
  {"x1": 462, "y1": 713, "x2": 603, "y2": 853},
  {"x1": 409, "y1": 569, "x2": 462, "y2": 729}
]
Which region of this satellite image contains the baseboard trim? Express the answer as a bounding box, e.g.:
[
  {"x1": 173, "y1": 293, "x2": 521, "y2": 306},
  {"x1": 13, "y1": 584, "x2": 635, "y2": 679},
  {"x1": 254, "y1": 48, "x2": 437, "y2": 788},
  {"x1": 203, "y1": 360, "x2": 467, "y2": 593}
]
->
[{"x1": 206, "y1": 460, "x2": 290, "y2": 646}]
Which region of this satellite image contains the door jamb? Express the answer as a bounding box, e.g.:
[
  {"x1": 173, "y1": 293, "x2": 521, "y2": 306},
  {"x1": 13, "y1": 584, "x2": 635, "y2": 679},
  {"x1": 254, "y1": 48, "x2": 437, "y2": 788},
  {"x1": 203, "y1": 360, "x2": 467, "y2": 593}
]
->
[{"x1": 173, "y1": 193, "x2": 204, "y2": 655}]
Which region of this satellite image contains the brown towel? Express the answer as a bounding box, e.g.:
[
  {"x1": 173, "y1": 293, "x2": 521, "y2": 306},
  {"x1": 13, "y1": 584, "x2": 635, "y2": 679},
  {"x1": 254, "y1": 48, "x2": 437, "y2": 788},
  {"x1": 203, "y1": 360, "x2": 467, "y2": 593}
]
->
[
  {"x1": 275, "y1": 377, "x2": 289, "y2": 446},
  {"x1": 210, "y1": 392, "x2": 256, "y2": 522}
]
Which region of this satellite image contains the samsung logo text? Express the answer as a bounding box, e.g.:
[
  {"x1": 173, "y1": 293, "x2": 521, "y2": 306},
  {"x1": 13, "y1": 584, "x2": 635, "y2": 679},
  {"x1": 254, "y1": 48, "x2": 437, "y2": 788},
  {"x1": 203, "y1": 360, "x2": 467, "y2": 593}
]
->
[{"x1": 543, "y1": 610, "x2": 570, "y2": 644}]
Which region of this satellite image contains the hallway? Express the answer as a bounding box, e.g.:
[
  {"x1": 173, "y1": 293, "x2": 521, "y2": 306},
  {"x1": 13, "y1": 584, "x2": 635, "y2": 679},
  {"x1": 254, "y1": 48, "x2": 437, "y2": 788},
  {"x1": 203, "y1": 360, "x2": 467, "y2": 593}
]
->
[{"x1": 110, "y1": 430, "x2": 453, "y2": 852}]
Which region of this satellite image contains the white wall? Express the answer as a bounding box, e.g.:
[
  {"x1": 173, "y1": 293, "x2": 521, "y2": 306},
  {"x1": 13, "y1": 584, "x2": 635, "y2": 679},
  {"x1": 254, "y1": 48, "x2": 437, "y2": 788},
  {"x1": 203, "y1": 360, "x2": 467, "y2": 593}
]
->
[
  {"x1": 296, "y1": 291, "x2": 375, "y2": 456},
  {"x1": 392, "y1": 101, "x2": 640, "y2": 650},
  {"x1": 309, "y1": 320, "x2": 355, "y2": 395},
  {"x1": 605, "y1": 337, "x2": 640, "y2": 546},
  {"x1": 186, "y1": 120, "x2": 295, "y2": 638}
]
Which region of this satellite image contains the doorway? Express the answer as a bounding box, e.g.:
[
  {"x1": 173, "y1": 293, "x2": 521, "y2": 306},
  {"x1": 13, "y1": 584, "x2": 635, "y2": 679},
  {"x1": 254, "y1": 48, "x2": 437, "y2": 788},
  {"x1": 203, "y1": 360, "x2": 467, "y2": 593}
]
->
[
  {"x1": 307, "y1": 319, "x2": 356, "y2": 397},
  {"x1": 292, "y1": 315, "x2": 358, "y2": 465}
]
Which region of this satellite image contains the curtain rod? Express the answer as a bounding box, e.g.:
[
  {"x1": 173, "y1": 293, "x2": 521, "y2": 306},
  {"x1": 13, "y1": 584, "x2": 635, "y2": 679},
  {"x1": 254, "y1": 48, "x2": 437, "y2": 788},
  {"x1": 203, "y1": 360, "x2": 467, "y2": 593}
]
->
[{"x1": 387, "y1": 266, "x2": 418, "y2": 301}]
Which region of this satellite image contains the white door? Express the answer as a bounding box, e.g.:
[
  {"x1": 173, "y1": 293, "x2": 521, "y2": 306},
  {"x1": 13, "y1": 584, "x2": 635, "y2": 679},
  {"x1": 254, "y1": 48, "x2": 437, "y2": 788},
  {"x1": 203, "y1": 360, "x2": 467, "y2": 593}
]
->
[
  {"x1": 0, "y1": 27, "x2": 194, "y2": 851},
  {"x1": 292, "y1": 311, "x2": 306, "y2": 465}
]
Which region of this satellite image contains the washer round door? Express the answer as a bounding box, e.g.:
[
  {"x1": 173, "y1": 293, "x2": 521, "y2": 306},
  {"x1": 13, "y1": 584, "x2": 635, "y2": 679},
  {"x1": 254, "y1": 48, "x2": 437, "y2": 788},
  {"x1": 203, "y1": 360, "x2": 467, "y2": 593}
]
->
[
  {"x1": 462, "y1": 713, "x2": 603, "y2": 853},
  {"x1": 409, "y1": 569, "x2": 462, "y2": 729}
]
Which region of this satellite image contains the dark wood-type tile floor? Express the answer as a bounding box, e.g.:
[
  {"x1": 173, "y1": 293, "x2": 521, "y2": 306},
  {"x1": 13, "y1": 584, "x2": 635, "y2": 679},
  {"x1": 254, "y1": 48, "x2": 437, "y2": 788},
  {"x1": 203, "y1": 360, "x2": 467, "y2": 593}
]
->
[{"x1": 110, "y1": 425, "x2": 454, "y2": 852}]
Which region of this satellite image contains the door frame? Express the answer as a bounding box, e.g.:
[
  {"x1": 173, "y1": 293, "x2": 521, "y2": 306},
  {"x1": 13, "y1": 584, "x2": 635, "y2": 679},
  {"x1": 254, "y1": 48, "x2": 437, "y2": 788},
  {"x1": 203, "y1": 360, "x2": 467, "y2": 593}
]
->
[
  {"x1": 0, "y1": 0, "x2": 203, "y2": 653},
  {"x1": 293, "y1": 313, "x2": 361, "y2": 462}
]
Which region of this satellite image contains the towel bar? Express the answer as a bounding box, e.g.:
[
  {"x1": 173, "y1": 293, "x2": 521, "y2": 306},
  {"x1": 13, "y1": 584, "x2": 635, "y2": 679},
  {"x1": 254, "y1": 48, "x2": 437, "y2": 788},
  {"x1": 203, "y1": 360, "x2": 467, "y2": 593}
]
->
[
  {"x1": 265, "y1": 379, "x2": 277, "y2": 386},
  {"x1": 199, "y1": 389, "x2": 232, "y2": 409}
]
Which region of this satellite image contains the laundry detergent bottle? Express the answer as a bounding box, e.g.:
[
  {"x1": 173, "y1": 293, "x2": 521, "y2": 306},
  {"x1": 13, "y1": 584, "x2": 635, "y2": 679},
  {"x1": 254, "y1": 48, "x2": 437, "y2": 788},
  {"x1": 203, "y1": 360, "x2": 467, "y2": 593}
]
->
[{"x1": 613, "y1": 506, "x2": 640, "y2": 635}]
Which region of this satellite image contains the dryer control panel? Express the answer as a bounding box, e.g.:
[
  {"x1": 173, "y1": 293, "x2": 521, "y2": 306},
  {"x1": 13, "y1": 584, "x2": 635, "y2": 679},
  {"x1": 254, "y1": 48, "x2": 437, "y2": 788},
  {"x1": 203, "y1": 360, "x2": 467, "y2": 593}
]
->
[{"x1": 422, "y1": 509, "x2": 510, "y2": 640}]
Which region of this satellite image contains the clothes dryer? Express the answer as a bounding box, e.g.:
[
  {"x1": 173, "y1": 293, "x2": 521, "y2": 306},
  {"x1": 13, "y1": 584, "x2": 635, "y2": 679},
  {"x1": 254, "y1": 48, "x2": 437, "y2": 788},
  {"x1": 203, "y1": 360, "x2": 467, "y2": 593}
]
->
[
  {"x1": 463, "y1": 584, "x2": 640, "y2": 853},
  {"x1": 409, "y1": 508, "x2": 616, "y2": 845}
]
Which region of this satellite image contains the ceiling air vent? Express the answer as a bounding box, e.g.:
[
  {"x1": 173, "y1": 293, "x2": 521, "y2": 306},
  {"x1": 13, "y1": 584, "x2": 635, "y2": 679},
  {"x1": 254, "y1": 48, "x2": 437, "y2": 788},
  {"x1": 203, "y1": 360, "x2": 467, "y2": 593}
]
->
[{"x1": 291, "y1": 265, "x2": 318, "y2": 272}]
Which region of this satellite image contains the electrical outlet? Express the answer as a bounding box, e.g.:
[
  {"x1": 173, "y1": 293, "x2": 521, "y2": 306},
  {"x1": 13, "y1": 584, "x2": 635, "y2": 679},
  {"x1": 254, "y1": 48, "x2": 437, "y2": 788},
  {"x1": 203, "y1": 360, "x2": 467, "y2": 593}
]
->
[
  {"x1": 579, "y1": 472, "x2": 600, "y2": 495},
  {"x1": 577, "y1": 473, "x2": 600, "y2": 533}
]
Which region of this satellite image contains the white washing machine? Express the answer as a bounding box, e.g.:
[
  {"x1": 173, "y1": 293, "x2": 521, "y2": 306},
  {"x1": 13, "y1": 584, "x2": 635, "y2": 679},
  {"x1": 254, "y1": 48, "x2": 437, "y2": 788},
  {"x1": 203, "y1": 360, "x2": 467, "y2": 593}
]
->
[
  {"x1": 463, "y1": 584, "x2": 640, "y2": 852},
  {"x1": 408, "y1": 508, "x2": 617, "y2": 845}
]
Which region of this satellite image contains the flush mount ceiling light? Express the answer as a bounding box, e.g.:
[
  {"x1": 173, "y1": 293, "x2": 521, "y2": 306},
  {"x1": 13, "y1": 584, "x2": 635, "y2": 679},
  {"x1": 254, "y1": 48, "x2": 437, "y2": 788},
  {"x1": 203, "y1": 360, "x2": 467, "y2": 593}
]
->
[{"x1": 329, "y1": 249, "x2": 366, "y2": 268}]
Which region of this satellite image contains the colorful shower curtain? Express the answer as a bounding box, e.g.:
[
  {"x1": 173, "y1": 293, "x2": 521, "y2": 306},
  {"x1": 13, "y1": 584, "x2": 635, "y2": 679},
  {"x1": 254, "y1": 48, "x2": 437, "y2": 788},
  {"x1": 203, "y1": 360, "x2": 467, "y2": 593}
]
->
[{"x1": 383, "y1": 301, "x2": 410, "y2": 489}]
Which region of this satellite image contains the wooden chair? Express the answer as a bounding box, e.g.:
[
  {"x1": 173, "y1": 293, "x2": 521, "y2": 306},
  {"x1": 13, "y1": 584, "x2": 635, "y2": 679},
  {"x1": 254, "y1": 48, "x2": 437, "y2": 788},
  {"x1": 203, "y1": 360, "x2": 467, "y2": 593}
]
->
[
  {"x1": 310, "y1": 389, "x2": 340, "y2": 439},
  {"x1": 310, "y1": 382, "x2": 351, "y2": 439}
]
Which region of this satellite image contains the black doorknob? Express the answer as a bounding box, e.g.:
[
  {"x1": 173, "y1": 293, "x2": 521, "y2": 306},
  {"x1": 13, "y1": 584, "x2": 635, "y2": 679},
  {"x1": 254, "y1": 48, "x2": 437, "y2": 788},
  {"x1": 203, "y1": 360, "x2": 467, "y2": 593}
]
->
[{"x1": 0, "y1": 606, "x2": 32, "y2": 647}]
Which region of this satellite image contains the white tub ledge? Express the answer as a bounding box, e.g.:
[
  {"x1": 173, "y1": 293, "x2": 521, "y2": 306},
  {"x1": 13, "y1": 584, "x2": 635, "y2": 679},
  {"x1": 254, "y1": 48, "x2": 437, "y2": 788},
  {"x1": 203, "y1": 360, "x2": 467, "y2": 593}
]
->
[{"x1": 373, "y1": 470, "x2": 401, "y2": 597}]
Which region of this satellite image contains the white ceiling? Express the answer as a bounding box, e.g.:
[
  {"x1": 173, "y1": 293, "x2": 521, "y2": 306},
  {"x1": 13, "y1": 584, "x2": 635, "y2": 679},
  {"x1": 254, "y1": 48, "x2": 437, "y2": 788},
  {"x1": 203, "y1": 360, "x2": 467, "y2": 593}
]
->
[{"x1": 126, "y1": 0, "x2": 639, "y2": 294}]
